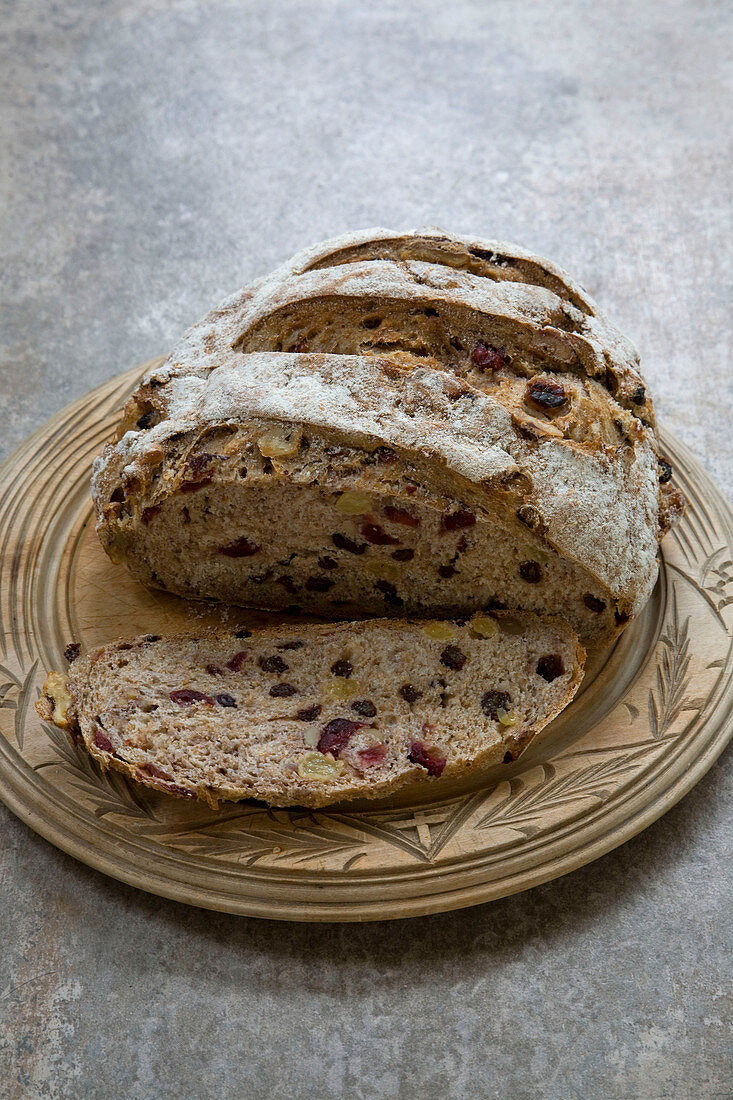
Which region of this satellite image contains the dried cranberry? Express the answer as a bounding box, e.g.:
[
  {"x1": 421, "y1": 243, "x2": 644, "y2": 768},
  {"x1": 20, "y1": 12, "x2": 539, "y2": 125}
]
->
[
  {"x1": 332, "y1": 533, "x2": 367, "y2": 554},
  {"x1": 526, "y1": 378, "x2": 568, "y2": 410},
  {"x1": 331, "y1": 659, "x2": 353, "y2": 678},
  {"x1": 438, "y1": 564, "x2": 457, "y2": 579},
  {"x1": 269, "y1": 683, "x2": 297, "y2": 697},
  {"x1": 519, "y1": 560, "x2": 542, "y2": 583},
  {"x1": 318, "y1": 556, "x2": 338, "y2": 570},
  {"x1": 206, "y1": 664, "x2": 224, "y2": 676},
  {"x1": 306, "y1": 575, "x2": 335, "y2": 592},
  {"x1": 64, "y1": 642, "x2": 81, "y2": 663},
  {"x1": 216, "y1": 693, "x2": 237, "y2": 707},
  {"x1": 481, "y1": 690, "x2": 511, "y2": 720},
  {"x1": 441, "y1": 510, "x2": 476, "y2": 532},
  {"x1": 296, "y1": 704, "x2": 322, "y2": 721},
  {"x1": 658, "y1": 458, "x2": 673, "y2": 484},
  {"x1": 141, "y1": 762, "x2": 173, "y2": 780},
  {"x1": 408, "y1": 742, "x2": 446, "y2": 777},
  {"x1": 219, "y1": 537, "x2": 260, "y2": 557},
  {"x1": 360, "y1": 523, "x2": 401, "y2": 546},
  {"x1": 226, "y1": 651, "x2": 249, "y2": 672},
  {"x1": 93, "y1": 730, "x2": 114, "y2": 752},
  {"x1": 259, "y1": 655, "x2": 288, "y2": 674},
  {"x1": 536, "y1": 655, "x2": 564, "y2": 682},
  {"x1": 392, "y1": 548, "x2": 414, "y2": 562},
  {"x1": 276, "y1": 640, "x2": 304, "y2": 650},
  {"x1": 141, "y1": 506, "x2": 161, "y2": 525},
  {"x1": 384, "y1": 505, "x2": 419, "y2": 528},
  {"x1": 170, "y1": 689, "x2": 214, "y2": 705},
  {"x1": 374, "y1": 580, "x2": 403, "y2": 606},
  {"x1": 317, "y1": 718, "x2": 365, "y2": 757},
  {"x1": 472, "y1": 342, "x2": 508, "y2": 371},
  {"x1": 400, "y1": 684, "x2": 422, "y2": 703},
  {"x1": 358, "y1": 743, "x2": 387, "y2": 767},
  {"x1": 374, "y1": 447, "x2": 398, "y2": 464},
  {"x1": 632, "y1": 384, "x2": 646, "y2": 405},
  {"x1": 583, "y1": 594, "x2": 607, "y2": 613},
  {"x1": 440, "y1": 646, "x2": 467, "y2": 670},
  {"x1": 352, "y1": 700, "x2": 377, "y2": 717}
]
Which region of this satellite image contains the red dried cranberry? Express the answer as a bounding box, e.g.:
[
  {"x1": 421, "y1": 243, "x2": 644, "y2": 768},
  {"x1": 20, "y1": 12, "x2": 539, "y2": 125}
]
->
[
  {"x1": 296, "y1": 704, "x2": 322, "y2": 721},
  {"x1": 206, "y1": 664, "x2": 224, "y2": 676},
  {"x1": 269, "y1": 683, "x2": 297, "y2": 697},
  {"x1": 481, "y1": 690, "x2": 511, "y2": 720},
  {"x1": 408, "y1": 742, "x2": 446, "y2": 777},
  {"x1": 472, "y1": 342, "x2": 509, "y2": 371},
  {"x1": 93, "y1": 729, "x2": 114, "y2": 752},
  {"x1": 219, "y1": 537, "x2": 260, "y2": 557},
  {"x1": 583, "y1": 594, "x2": 607, "y2": 613},
  {"x1": 400, "y1": 684, "x2": 422, "y2": 703},
  {"x1": 332, "y1": 533, "x2": 367, "y2": 554},
  {"x1": 526, "y1": 378, "x2": 568, "y2": 410},
  {"x1": 360, "y1": 523, "x2": 401, "y2": 546},
  {"x1": 141, "y1": 506, "x2": 161, "y2": 525},
  {"x1": 358, "y1": 743, "x2": 387, "y2": 767},
  {"x1": 141, "y1": 762, "x2": 173, "y2": 780},
  {"x1": 331, "y1": 658, "x2": 353, "y2": 678},
  {"x1": 318, "y1": 556, "x2": 338, "y2": 570},
  {"x1": 536, "y1": 655, "x2": 564, "y2": 682},
  {"x1": 351, "y1": 699, "x2": 377, "y2": 717},
  {"x1": 438, "y1": 564, "x2": 457, "y2": 578},
  {"x1": 384, "y1": 505, "x2": 419, "y2": 528},
  {"x1": 169, "y1": 689, "x2": 214, "y2": 705},
  {"x1": 440, "y1": 646, "x2": 467, "y2": 670},
  {"x1": 259, "y1": 655, "x2": 288, "y2": 674},
  {"x1": 374, "y1": 580, "x2": 403, "y2": 606},
  {"x1": 216, "y1": 693, "x2": 237, "y2": 707},
  {"x1": 441, "y1": 510, "x2": 476, "y2": 532},
  {"x1": 658, "y1": 458, "x2": 673, "y2": 484},
  {"x1": 317, "y1": 718, "x2": 365, "y2": 757},
  {"x1": 276, "y1": 640, "x2": 304, "y2": 650},
  {"x1": 64, "y1": 642, "x2": 81, "y2": 663},
  {"x1": 392, "y1": 548, "x2": 414, "y2": 562},
  {"x1": 226, "y1": 651, "x2": 249, "y2": 672},
  {"x1": 374, "y1": 447, "x2": 398, "y2": 464},
  {"x1": 305, "y1": 575, "x2": 335, "y2": 592},
  {"x1": 519, "y1": 560, "x2": 542, "y2": 583}
]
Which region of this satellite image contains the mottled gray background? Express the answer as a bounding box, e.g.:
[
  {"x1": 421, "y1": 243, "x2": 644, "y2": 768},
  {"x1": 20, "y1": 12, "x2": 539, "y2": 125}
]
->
[{"x1": 0, "y1": 1, "x2": 731, "y2": 1097}]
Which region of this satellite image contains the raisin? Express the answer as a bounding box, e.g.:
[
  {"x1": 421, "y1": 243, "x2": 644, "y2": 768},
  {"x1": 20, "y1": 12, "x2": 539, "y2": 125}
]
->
[
  {"x1": 331, "y1": 659, "x2": 353, "y2": 678},
  {"x1": 440, "y1": 646, "x2": 467, "y2": 670},
  {"x1": 216, "y1": 693, "x2": 237, "y2": 707},
  {"x1": 235, "y1": 629, "x2": 252, "y2": 638},
  {"x1": 400, "y1": 684, "x2": 422, "y2": 703},
  {"x1": 456, "y1": 535, "x2": 469, "y2": 554},
  {"x1": 438, "y1": 564, "x2": 457, "y2": 579},
  {"x1": 658, "y1": 458, "x2": 673, "y2": 484},
  {"x1": 408, "y1": 741, "x2": 446, "y2": 777},
  {"x1": 170, "y1": 689, "x2": 214, "y2": 705},
  {"x1": 219, "y1": 537, "x2": 260, "y2": 557},
  {"x1": 141, "y1": 506, "x2": 161, "y2": 525},
  {"x1": 441, "y1": 510, "x2": 476, "y2": 532},
  {"x1": 472, "y1": 342, "x2": 509, "y2": 371},
  {"x1": 526, "y1": 378, "x2": 568, "y2": 409},
  {"x1": 226, "y1": 651, "x2": 249, "y2": 672},
  {"x1": 583, "y1": 594, "x2": 607, "y2": 613},
  {"x1": 136, "y1": 410, "x2": 156, "y2": 430},
  {"x1": 269, "y1": 683, "x2": 297, "y2": 697},
  {"x1": 392, "y1": 548, "x2": 414, "y2": 562},
  {"x1": 318, "y1": 556, "x2": 338, "y2": 570},
  {"x1": 503, "y1": 751, "x2": 514, "y2": 764},
  {"x1": 519, "y1": 560, "x2": 542, "y2": 583},
  {"x1": 93, "y1": 730, "x2": 114, "y2": 752},
  {"x1": 481, "y1": 690, "x2": 511, "y2": 720},
  {"x1": 360, "y1": 523, "x2": 401, "y2": 546},
  {"x1": 206, "y1": 664, "x2": 224, "y2": 676},
  {"x1": 276, "y1": 640, "x2": 304, "y2": 650},
  {"x1": 352, "y1": 700, "x2": 377, "y2": 717},
  {"x1": 188, "y1": 453, "x2": 217, "y2": 475},
  {"x1": 317, "y1": 718, "x2": 365, "y2": 757},
  {"x1": 384, "y1": 505, "x2": 419, "y2": 527},
  {"x1": 358, "y1": 743, "x2": 387, "y2": 767},
  {"x1": 374, "y1": 447, "x2": 398, "y2": 464},
  {"x1": 632, "y1": 384, "x2": 646, "y2": 405},
  {"x1": 536, "y1": 655, "x2": 564, "y2": 682},
  {"x1": 374, "y1": 580, "x2": 403, "y2": 606},
  {"x1": 332, "y1": 532, "x2": 367, "y2": 554},
  {"x1": 296, "y1": 704, "x2": 322, "y2": 721},
  {"x1": 259, "y1": 655, "x2": 288, "y2": 674},
  {"x1": 143, "y1": 635, "x2": 160, "y2": 643},
  {"x1": 306, "y1": 575, "x2": 335, "y2": 592},
  {"x1": 64, "y1": 642, "x2": 81, "y2": 663},
  {"x1": 424, "y1": 307, "x2": 439, "y2": 317}
]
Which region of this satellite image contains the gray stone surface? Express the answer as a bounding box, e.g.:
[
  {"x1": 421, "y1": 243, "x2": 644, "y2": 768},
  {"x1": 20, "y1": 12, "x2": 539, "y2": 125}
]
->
[{"x1": 0, "y1": 1, "x2": 730, "y2": 1097}]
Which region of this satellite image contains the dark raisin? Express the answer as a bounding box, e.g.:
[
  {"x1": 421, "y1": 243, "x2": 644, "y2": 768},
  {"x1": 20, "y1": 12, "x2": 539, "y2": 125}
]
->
[
  {"x1": 276, "y1": 640, "x2": 304, "y2": 650},
  {"x1": 519, "y1": 560, "x2": 542, "y2": 583},
  {"x1": 658, "y1": 458, "x2": 673, "y2": 484},
  {"x1": 536, "y1": 655, "x2": 564, "y2": 682},
  {"x1": 374, "y1": 447, "x2": 398, "y2": 465},
  {"x1": 188, "y1": 453, "x2": 218, "y2": 475},
  {"x1": 408, "y1": 741, "x2": 446, "y2": 777},
  {"x1": 219, "y1": 537, "x2": 260, "y2": 557},
  {"x1": 317, "y1": 718, "x2": 365, "y2": 757},
  {"x1": 424, "y1": 307, "x2": 439, "y2": 317},
  {"x1": 216, "y1": 693, "x2": 237, "y2": 707},
  {"x1": 206, "y1": 664, "x2": 224, "y2": 676},
  {"x1": 632, "y1": 384, "x2": 646, "y2": 405},
  {"x1": 456, "y1": 535, "x2": 469, "y2": 554},
  {"x1": 440, "y1": 646, "x2": 467, "y2": 670},
  {"x1": 438, "y1": 564, "x2": 457, "y2": 579},
  {"x1": 93, "y1": 730, "x2": 114, "y2": 752},
  {"x1": 331, "y1": 659, "x2": 353, "y2": 678},
  {"x1": 481, "y1": 690, "x2": 511, "y2": 720},
  {"x1": 374, "y1": 580, "x2": 403, "y2": 606},
  {"x1": 235, "y1": 629, "x2": 252, "y2": 639},
  {"x1": 360, "y1": 523, "x2": 401, "y2": 546},
  {"x1": 269, "y1": 683, "x2": 297, "y2": 697},
  {"x1": 526, "y1": 378, "x2": 568, "y2": 409},
  {"x1": 583, "y1": 594, "x2": 607, "y2": 613},
  {"x1": 318, "y1": 556, "x2": 338, "y2": 570},
  {"x1": 352, "y1": 700, "x2": 377, "y2": 717},
  {"x1": 392, "y1": 548, "x2": 414, "y2": 562},
  {"x1": 296, "y1": 704, "x2": 322, "y2": 721},
  {"x1": 143, "y1": 635, "x2": 160, "y2": 643},
  {"x1": 226, "y1": 651, "x2": 248, "y2": 672},
  {"x1": 169, "y1": 689, "x2": 214, "y2": 705},
  {"x1": 441, "y1": 510, "x2": 476, "y2": 532},
  {"x1": 136, "y1": 410, "x2": 156, "y2": 430},
  {"x1": 503, "y1": 751, "x2": 514, "y2": 764},
  {"x1": 259, "y1": 655, "x2": 288, "y2": 674},
  {"x1": 306, "y1": 575, "x2": 335, "y2": 592},
  {"x1": 472, "y1": 342, "x2": 508, "y2": 371},
  {"x1": 332, "y1": 532, "x2": 367, "y2": 554},
  {"x1": 141, "y1": 506, "x2": 161, "y2": 525},
  {"x1": 64, "y1": 642, "x2": 81, "y2": 663},
  {"x1": 400, "y1": 684, "x2": 422, "y2": 704},
  {"x1": 384, "y1": 505, "x2": 419, "y2": 527}
]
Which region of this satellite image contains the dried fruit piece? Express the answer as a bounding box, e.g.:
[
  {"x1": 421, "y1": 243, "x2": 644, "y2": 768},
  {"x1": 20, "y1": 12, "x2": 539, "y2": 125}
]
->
[
  {"x1": 361, "y1": 523, "x2": 401, "y2": 546},
  {"x1": 374, "y1": 579, "x2": 403, "y2": 606},
  {"x1": 423, "y1": 622, "x2": 455, "y2": 642},
  {"x1": 438, "y1": 564, "x2": 457, "y2": 579},
  {"x1": 325, "y1": 678, "x2": 360, "y2": 702},
  {"x1": 632, "y1": 385, "x2": 646, "y2": 405},
  {"x1": 331, "y1": 659, "x2": 353, "y2": 678},
  {"x1": 219, "y1": 537, "x2": 260, "y2": 558},
  {"x1": 481, "y1": 690, "x2": 512, "y2": 719},
  {"x1": 583, "y1": 594, "x2": 607, "y2": 613},
  {"x1": 383, "y1": 505, "x2": 419, "y2": 527},
  {"x1": 526, "y1": 378, "x2": 568, "y2": 410},
  {"x1": 259, "y1": 655, "x2": 288, "y2": 674},
  {"x1": 408, "y1": 741, "x2": 446, "y2": 777},
  {"x1": 336, "y1": 490, "x2": 373, "y2": 515},
  {"x1": 318, "y1": 556, "x2": 338, "y2": 571},
  {"x1": 226, "y1": 651, "x2": 249, "y2": 672},
  {"x1": 472, "y1": 342, "x2": 509, "y2": 371},
  {"x1": 64, "y1": 642, "x2": 81, "y2": 663},
  {"x1": 658, "y1": 458, "x2": 673, "y2": 484},
  {"x1": 440, "y1": 646, "x2": 467, "y2": 670},
  {"x1": 374, "y1": 447, "x2": 398, "y2": 464},
  {"x1": 441, "y1": 510, "x2": 476, "y2": 532},
  {"x1": 206, "y1": 664, "x2": 224, "y2": 676},
  {"x1": 93, "y1": 729, "x2": 114, "y2": 752},
  {"x1": 496, "y1": 707, "x2": 517, "y2": 727},
  {"x1": 392, "y1": 548, "x2": 414, "y2": 562},
  {"x1": 470, "y1": 614, "x2": 498, "y2": 639},
  {"x1": 276, "y1": 640, "x2": 304, "y2": 650},
  {"x1": 536, "y1": 654, "x2": 564, "y2": 682},
  {"x1": 351, "y1": 699, "x2": 377, "y2": 717},
  {"x1": 400, "y1": 684, "x2": 422, "y2": 703},
  {"x1": 297, "y1": 752, "x2": 345, "y2": 780},
  {"x1": 216, "y1": 693, "x2": 237, "y2": 707},
  {"x1": 169, "y1": 689, "x2": 214, "y2": 705},
  {"x1": 332, "y1": 532, "x2": 368, "y2": 554},
  {"x1": 305, "y1": 575, "x2": 335, "y2": 592},
  {"x1": 317, "y1": 718, "x2": 365, "y2": 757},
  {"x1": 296, "y1": 704, "x2": 322, "y2": 721},
  {"x1": 257, "y1": 425, "x2": 302, "y2": 458},
  {"x1": 519, "y1": 560, "x2": 542, "y2": 583},
  {"x1": 269, "y1": 683, "x2": 297, "y2": 697},
  {"x1": 358, "y1": 743, "x2": 387, "y2": 767}
]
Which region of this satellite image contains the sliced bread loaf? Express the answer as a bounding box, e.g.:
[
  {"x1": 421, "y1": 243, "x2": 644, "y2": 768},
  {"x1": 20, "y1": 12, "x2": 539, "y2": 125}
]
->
[{"x1": 36, "y1": 613, "x2": 584, "y2": 809}]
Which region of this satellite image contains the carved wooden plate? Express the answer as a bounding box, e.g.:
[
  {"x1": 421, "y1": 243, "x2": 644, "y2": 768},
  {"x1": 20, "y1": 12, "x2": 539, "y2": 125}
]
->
[{"x1": 0, "y1": 361, "x2": 731, "y2": 921}]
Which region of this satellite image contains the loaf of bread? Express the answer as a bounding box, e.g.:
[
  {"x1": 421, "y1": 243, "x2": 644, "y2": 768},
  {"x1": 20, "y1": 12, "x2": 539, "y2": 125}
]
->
[
  {"x1": 94, "y1": 229, "x2": 684, "y2": 644},
  {"x1": 36, "y1": 613, "x2": 584, "y2": 809}
]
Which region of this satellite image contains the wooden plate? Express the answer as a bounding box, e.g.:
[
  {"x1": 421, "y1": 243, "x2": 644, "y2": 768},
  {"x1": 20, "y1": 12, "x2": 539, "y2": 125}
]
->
[{"x1": 0, "y1": 361, "x2": 731, "y2": 921}]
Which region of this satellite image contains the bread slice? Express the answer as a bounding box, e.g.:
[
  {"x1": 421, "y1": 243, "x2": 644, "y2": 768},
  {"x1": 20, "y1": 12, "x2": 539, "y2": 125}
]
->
[{"x1": 36, "y1": 613, "x2": 584, "y2": 809}]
